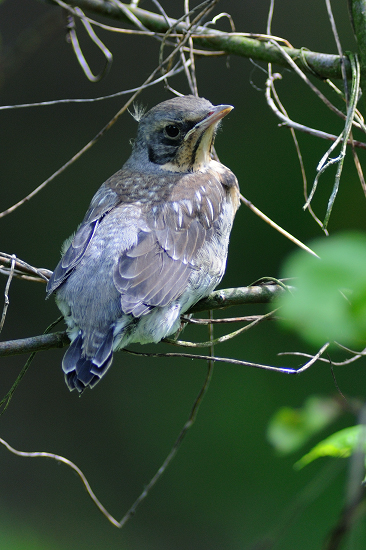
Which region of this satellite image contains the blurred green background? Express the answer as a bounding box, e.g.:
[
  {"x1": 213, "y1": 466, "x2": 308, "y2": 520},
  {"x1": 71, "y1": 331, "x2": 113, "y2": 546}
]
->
[{"x1": 1, "y1": 1, "x2": 366, "y2": 548}]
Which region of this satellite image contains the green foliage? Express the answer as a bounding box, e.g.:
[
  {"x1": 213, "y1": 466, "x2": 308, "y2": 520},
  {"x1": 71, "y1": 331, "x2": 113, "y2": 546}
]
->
[
  {"x1": 267, "y1": 396, "x2": 341, "y2": 455},
  {"x1": 278, "y1": 232, "x2": 366, "y2": 347},
  {"x1": 294, "y1": 425, "x2": 366, "y2": 471}
]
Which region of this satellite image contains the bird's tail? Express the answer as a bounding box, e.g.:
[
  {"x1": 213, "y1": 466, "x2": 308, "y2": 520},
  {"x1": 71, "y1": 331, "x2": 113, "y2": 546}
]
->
[{"x1": 62, "y1": 328, "x2": 114, "y2": 393}]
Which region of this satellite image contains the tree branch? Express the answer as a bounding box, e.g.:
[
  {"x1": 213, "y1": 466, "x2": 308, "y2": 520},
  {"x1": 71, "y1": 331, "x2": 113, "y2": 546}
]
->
[
  {"x1": 0, "y1": 331, "x2": 69, "y2": 357},
  {"x1": 349, "y1": 0, "x2": 366, "y2": 101},
  {"x1": 188, "y1": 284, "x2": 285, "y2": 312},
  {"x1": 41, "y1": 0, "x2": 350, "y2": 80},
  {"x1": 0, "y1": 284, "x2": 285, "y2": 357}
]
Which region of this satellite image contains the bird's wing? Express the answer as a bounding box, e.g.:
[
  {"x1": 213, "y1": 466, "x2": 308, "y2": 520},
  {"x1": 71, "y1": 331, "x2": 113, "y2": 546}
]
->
[
  {"x1": 46, "y1": 185, "x2": 119, "y2": 296},
  {"x1": 113, "y1": 173, "x2": 227, "y2": 317}
]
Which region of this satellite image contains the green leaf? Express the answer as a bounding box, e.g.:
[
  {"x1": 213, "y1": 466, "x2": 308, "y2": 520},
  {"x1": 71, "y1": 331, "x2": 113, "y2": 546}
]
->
[
  {"x1": 278, "y1": 232, "x2": 366, "y2": 346},
  {"x1": 267, "y1": 396, "x2": 341, "y2": 455},
  {"x1": 294, "y1": 425, "x2": 366, "y2": 470}
]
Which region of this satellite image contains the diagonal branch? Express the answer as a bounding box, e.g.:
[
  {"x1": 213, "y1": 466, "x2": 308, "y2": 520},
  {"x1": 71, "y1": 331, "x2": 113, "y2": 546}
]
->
[{"x1": 40, "y1": 0, "x2": 350, "y2": 80}]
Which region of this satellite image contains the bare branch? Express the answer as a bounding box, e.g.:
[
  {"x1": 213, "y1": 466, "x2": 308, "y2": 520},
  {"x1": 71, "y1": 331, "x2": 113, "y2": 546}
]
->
[
  {"x1": 122, "y1": 342, "x2": 330, "y2": 375},
  {"x1": 0, "y1": 332, "x2": 70, "y2": 357},
  {"x1": 0, "y1": 284, "x2": 287, "y2": 358},
  {"x1": 0, "y1": 252, "x2": 51, "y2": 283},
  {"x1": 41, "y1": 0, "x2": 350, "y2": 80},
  {"x1": 188, "y1": 284, "x2": 287, "y2": 312}
]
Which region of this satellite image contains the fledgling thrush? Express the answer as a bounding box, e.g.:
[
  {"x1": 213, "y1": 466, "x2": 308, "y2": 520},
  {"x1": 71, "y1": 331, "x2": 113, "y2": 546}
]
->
[{"x1": 47, "y1": 95, "x2": 240, "y2": 393}]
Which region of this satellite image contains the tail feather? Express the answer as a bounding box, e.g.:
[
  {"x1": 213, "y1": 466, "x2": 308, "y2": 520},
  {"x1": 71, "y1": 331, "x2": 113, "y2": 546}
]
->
[
  {"x1": 62, "y1": 329, "x2": 115, "y2": 393},
  {"x1": 62, "y1": 334, "x2": 83, "y2": 374},
  {"x1": 75, "y1": 358, "x2": 98, "y2": 386},
  {"x1": 93, "y1": 328, "x2": 114, "y2": 367},
  {"x1": 89, "y1": 356, "x2": 113, "y2": 388}
]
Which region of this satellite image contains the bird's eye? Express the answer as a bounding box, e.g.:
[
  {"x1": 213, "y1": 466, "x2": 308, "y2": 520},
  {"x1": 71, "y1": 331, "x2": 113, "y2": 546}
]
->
[{"x1": 164, "y1": 124, "x2": 180, "y2": 139}]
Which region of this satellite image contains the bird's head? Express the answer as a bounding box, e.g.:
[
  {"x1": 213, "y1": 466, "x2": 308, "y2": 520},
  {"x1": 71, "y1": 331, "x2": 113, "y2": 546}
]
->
[{"x1": 128, "y1": 95, "x2": 233, "y2": 173}]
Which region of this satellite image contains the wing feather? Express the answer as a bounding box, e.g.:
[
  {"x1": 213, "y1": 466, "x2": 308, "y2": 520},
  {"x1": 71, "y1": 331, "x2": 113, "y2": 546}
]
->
[
  {"x1": 112, "y1": 174, "x2": 228, "y2": 316},
  {"x1": 46, "y1": 186, "x2": 119, "y2": 296},
  {"x1": 46, "y1": 221, "x2": 98, "y2": 296}
]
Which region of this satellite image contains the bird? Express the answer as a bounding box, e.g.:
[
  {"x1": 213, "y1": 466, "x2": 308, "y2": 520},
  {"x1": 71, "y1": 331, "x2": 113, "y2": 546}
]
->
[{"x1": 46, "y1": 95, "x2": 240, "y2": 393}]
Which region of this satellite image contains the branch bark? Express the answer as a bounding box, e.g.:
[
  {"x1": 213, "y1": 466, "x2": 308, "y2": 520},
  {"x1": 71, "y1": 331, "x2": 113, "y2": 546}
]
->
[
  {"x1": 349, "y1": 0, "x2": 366, "y2": 103},
  {"x1": 41, "y1": 0, "x2": 350, "y2": 80},
  {"x1": 0, "y1": 284, "x2": 285, "y2": 357}
]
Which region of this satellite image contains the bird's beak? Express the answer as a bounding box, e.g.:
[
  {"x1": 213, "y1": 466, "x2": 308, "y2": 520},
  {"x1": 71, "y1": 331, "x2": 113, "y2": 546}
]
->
[{"x1": 184, "y1": 104, "x2": 233, "y2": 141}]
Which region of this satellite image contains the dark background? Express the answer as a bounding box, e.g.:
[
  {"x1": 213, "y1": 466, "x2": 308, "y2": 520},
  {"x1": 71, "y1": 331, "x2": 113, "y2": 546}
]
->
[{"x1": 0, "y1": 1, "x2": 365, "y2": 548}]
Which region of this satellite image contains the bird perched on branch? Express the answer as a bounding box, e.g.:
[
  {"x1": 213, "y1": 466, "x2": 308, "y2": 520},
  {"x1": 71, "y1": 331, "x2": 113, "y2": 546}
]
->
[{"x1": 47, "y1": 95, "x2": 240, "y2": 393}]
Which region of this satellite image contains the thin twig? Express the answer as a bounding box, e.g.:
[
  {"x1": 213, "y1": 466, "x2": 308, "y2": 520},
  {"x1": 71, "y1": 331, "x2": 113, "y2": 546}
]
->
[
  {"x1": 0, "y1": 255, "x2": 16, "y2": 335},
  {"x1": 278, "y1": 341, "x2": 365, "y2": 366},
  {"x1": 322, "y1": 53, "x2": 360, "y2": 229},
  {"x1": 0, "y1": 62, "x2": 187, "y2": 111},
  {"x1": 0, "y1": 252, "x2": 51, "y2": 283},
  {"x1": 185, "y1": 0, "x2": 199, "y2": 96},
  {"x1": 269, "y1": 39, "x2": 352, "y2": 123},
  {"x1": 325, "y1": 0, "x2": 348, "y2": 100},
  {"x1": 0, "y1": 436, "x2": 121, "y2": 527},
  {"x1": 265, "y1": 4, "x2": 326, "y2": 233},
  {"x1": 67, "y1": 6, "x2": 113, "y2": 82},
  {"x1": 181, "y1": 314, "x2": 276, "y2": 324},
  {"x1": 111, "y1": 0, "x2": 152, "y2": 32},
  {"x1": 265, "y1": 74, "x2": 366, "y2": 150},
  {"x1": 122, "y1": 342, "x2": 330, "y2": 375},
  {"x1": 268, "y1": 70, "x2": 326, "y2": 230},
  {"x1": 240, "y1": 193, "x2": 320, "y2": 258},
  {"x1": 164, "y1": 309, "x2": 277, "y2": 348}
]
